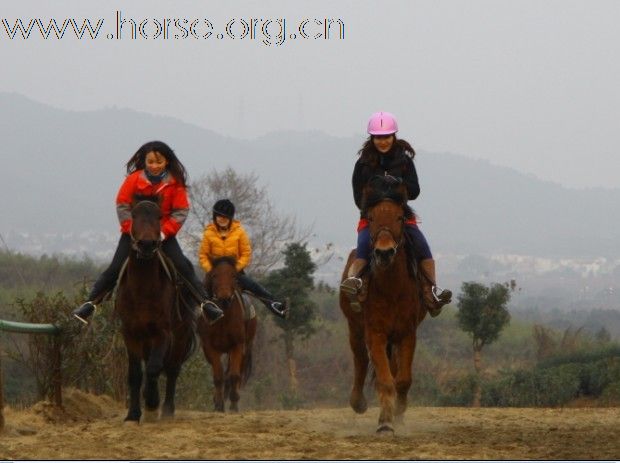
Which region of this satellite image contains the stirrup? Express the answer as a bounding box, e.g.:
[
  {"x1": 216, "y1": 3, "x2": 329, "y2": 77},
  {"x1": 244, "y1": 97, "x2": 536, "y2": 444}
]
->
[
  {"x1": 432, "y1": 286, "x2": 452, "y2": 303},
  {"x1": 340, "y1": 277, "x2": 363, "y2": 295},
  {"x1": 269, "y1": 301, "x2": 288, "y2": 319},
  {"x1": 73, "y1": 301, "x2": 96, "y2": 325}
]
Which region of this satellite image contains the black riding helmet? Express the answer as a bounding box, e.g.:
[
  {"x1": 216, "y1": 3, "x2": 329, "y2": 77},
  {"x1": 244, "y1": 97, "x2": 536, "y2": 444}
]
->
[{"x1": 212, "y1": 199, "x2": 235, "y2": 222}]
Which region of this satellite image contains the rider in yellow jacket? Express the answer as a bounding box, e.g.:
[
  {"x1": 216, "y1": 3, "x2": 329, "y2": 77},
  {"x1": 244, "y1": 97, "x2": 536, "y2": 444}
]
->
[
  {"x1": 198, "y1": 199, "x2": 287, "y2": 318},
  {"x1": 199, "y1": 219, "x2": 251, "y2": 273}
]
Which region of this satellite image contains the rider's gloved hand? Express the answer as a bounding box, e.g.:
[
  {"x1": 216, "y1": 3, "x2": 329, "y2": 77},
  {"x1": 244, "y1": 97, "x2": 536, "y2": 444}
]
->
[{"x1": 384, "y1": 174, "x2": 402, "y2": 185}]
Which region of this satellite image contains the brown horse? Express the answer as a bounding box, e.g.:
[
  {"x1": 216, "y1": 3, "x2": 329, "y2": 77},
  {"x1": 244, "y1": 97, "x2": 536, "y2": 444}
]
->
[
  {"x1": 198, "y1": 257, "x2": 257, "y2": 412},
  {"x1": 115, "y1": 200, "x2": 196, "y2": 423},
  {"x1": 340, "y1": 183, "x2": 426, "y2": 434}
]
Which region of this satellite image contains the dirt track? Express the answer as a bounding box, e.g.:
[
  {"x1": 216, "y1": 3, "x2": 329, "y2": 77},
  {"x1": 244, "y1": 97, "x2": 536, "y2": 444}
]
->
[{"x1": 1, "y1": 390, "x2": 618, "y2": 460}]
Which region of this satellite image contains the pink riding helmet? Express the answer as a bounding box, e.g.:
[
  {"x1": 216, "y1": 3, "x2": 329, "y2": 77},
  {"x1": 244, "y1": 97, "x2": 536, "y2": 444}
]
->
[{"x1": 367, "y1": 111, "x2": 398, "y2": 135}]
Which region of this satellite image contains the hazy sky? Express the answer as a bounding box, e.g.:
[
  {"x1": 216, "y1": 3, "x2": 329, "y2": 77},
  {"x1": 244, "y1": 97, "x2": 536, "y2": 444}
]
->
[{"x1": 1, "y1": 0, "x2": 619, "y2": 189}]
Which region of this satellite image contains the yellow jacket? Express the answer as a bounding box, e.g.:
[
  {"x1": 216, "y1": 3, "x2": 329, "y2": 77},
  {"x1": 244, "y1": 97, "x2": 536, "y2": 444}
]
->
[{"x1": 198, "y1": 220, "x2": 252, "y2": 273}]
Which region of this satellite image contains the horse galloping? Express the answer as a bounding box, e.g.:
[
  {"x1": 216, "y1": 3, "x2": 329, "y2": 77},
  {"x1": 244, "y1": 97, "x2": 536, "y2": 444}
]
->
[
  {"x1": 340, "y1": 181, "x2": 426, "y2": 434},
  {"x1": 115, "y1": 199, "x2": 196, "y2": 423},
  {"x1": 198, "y1": 257, "x2": 257, "y2": 412}
]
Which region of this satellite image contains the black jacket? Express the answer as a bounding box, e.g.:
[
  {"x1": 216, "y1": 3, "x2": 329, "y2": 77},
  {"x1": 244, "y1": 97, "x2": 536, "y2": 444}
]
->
[{"x1": 352, "y1": 146, "x2": 420, "y2": 211}]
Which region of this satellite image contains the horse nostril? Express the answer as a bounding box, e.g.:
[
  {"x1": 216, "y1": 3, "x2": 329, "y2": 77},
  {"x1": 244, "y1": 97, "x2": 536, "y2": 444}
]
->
[
  {"x1": 374, "y1": 248, "x2": 396, "y2": 262},
  {"x1": 138, "y1": 239, "x2": 158, "y2": 253}
]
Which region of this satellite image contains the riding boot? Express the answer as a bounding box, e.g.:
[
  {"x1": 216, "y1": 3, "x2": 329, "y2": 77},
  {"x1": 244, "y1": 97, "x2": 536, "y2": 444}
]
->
[
  {"x1": 265, "y1": 299, "x2": 288, "y2": 319},
  {"x1": 73, "y1": 234, "x2": 130, "y2": 324},
  {"x1": 340, "y1": 258, "x2": 367, "y2": 312},
  {"x1": 236, "y1": 273, "x2": 288, "y2": 319},
  {"x1": 419, "y1": 258, "x2": 452, "y2": 317},
  {"x1": 72, "y1": 301, "x2": 97, "y2": 325},
  {"x1": 200, "y1": 300, "x2": 225, "y2": 324},
  {"x1": 72, "y1": 276, "x2": 114, "y2": 324}
]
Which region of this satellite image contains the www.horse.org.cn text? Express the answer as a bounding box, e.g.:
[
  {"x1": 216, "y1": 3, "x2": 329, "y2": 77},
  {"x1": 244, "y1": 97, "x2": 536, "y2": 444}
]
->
[{"x1": 0, "y1": 11, "x2": 345, "y2": 46}]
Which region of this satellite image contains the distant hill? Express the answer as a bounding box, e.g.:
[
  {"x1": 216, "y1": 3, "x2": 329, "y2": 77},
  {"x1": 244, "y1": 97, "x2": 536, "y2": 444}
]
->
[{"x1": 2, "y1": 92, "x2": 619, "y2": 260}]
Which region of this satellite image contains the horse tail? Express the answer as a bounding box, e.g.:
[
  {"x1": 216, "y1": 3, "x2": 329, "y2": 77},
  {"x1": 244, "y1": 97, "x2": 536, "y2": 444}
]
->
[
  {"x1": 241, "y1": 349, "x2": 253, "y2": 387},
  {"x1": 241, "y1": 317, "x2": 257, "y2": 387}
]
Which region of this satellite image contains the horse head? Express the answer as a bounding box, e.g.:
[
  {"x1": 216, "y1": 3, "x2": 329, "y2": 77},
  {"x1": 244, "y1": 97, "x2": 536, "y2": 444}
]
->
[
  {"x1": 130, "y1": 198, "x2": 162, "y2": 259},
  {"x1": 367, "y1": 200, "x2": 405, "y2": 268},
  {"x1": 363, "y1": 176, "x2": 408, "y2": 269},
  {"x1": 209, "y1": 256, "x2": 238, "y2": 309}
]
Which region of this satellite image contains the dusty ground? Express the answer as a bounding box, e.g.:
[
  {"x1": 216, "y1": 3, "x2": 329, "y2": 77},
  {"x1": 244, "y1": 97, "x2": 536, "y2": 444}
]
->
[{"x1": 1, "y1": 389, "x2": 619, "y2": 460}]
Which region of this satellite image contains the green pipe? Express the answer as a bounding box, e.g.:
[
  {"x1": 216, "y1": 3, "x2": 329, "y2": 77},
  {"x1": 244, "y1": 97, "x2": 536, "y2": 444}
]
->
[{"x1": 0, "y1": 319, "x2": 60, "y2": 335}]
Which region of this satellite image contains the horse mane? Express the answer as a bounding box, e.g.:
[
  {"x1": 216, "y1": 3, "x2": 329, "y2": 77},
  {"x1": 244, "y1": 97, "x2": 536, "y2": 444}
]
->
[
  {"x1": 211, "y1": 256, "x2": 237, "y2": 269},
  {"x1": 361, "y1": 176, "x2": 414, "y2": 219},
  {"x1": 132, "y1": 194, "x2": 161, "y2": 206}
]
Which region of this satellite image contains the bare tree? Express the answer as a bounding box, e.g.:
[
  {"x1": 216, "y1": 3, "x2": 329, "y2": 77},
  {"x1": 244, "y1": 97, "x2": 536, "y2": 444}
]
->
[
  {"x1": 533, "y1": 324, "x2": 557, "y2": 362},
  {"x1": 181, "y1": 167, "x2": 307, "y2": 277}
]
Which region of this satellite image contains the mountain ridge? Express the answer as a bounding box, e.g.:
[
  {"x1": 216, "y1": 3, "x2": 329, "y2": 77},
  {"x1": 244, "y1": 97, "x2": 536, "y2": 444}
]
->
[{"x1": 1, "y1": 92, "x2": 618, "y2": 260}]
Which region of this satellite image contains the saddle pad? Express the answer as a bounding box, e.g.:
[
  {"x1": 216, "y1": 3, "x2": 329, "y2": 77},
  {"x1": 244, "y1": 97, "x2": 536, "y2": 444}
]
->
[{"x1": 239, "y1": 292, "x2": 256, "y2": 321}]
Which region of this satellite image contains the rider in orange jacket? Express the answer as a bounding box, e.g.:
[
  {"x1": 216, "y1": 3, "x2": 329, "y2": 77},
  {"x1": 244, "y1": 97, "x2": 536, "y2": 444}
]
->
[{"x1": 72, "y1": 141, "x2": 224, "y2": 324}]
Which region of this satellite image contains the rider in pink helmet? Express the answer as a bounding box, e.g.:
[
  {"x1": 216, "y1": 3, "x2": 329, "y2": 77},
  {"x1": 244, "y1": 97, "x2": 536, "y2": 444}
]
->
[
  {"x1": 341, "y1": 111, "x2": 452, "y2": 317},
  {"x1": 367, "y1": 111, "x2": 399, "y2": 135}
]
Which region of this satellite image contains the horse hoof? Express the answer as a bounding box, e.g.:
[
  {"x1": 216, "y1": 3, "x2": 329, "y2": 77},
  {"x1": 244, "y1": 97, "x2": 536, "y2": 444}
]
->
[
  {"x1": 376, "y1": 424, "x2": 395, "y2": 435},
  {"x1": 123, "y1": 417, "x2": 140, "y2": 426},
  {"x1": 123, "y1": 410, "x2": 141, "y2": 424},
  {"x1": 350, "y1": 396, "x2": 367, "y2": 414}
]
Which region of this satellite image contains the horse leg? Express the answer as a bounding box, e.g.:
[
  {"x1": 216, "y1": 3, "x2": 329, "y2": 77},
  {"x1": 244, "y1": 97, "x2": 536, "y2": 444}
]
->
[
  {"x1": 394, "y1": 333, "x2": 416, "y2": 420},
  {"x1": 227, "y1": 344, "x2": 244, "y2": 413},
  {"x1": 161, "y1": 364, "x2": 181, "y2": 418},
  {"x1": 125, "y1": 352, "x2": 143, "y2": 423},
  {"x1": 348, "y1": 320, "x2": 369, "y2": 414},
  {"x1": 368, "y1": 332, "x2": 395, "y2": 434},
  {"x1": 203, "y1": 344, "x2": 225, "y2": 412},
  {"x1": 144, "y1": 338, "x2": 167, "y2": 413}
]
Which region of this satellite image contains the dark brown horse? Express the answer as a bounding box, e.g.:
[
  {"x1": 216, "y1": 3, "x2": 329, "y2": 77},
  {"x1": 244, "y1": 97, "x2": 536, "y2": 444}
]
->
[
  {"x1": 115, "y1": 200, "x2": 196, "y2": 423},
  {"x1": 198, "y1": 257, "x2": 257, "y2": 412},
  {"x1": 340, "y1": 182, "x2": 426, "y2": 434}
]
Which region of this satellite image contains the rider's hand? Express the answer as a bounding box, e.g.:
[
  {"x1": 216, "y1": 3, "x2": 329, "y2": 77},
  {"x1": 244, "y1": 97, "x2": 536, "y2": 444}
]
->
[{"x1": 384, "y1": 174, "x2": 402, "y2": 185}]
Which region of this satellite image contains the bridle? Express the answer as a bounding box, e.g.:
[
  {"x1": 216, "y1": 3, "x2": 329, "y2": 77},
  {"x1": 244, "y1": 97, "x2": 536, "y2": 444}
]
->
[
  {"x1": 130, "y1": 228, "x2": 162, "y2": 260},
  {"x1": 370, "y1": 224, "x2": 404, "y2": 253},
  {"x1": 209, "y1": 264, "x2": 237, "y2": 308},
  {"x1": 368, "y1": 199, "x2": 406, "y2": 255}
]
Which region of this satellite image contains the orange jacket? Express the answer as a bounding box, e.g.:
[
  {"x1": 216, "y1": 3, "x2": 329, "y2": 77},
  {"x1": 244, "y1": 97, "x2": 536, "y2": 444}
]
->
[
  {"x1": 198, "y1": 220, "x2": 252, "y2": 273},
  {"x1": 116, "y1": 170, "x2": 189, "y2": 237}
]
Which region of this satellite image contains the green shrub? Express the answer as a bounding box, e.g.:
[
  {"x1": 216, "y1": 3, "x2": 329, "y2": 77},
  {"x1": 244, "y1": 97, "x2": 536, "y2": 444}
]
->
[
  {"x1": 439, "y1": 374, "x2": 476, "y2": 406},
  {"x1": 599, "y1": 380, "x2": 620, "y2": 405}
]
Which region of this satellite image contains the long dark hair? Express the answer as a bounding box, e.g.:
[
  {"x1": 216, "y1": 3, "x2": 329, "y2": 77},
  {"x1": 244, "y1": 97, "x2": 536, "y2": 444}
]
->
[
  {"x1": 357, "y1": 135, "x2": 416, "y2": 167},
  {"x1": 125, "y1": 141, "x2": 188, "y2": 187}
]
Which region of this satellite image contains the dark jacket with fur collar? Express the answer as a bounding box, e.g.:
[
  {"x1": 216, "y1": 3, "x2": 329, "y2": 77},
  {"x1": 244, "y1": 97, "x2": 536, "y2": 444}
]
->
[{"x1": 352, "y1": 146, "x2": 420, "y2": 211}]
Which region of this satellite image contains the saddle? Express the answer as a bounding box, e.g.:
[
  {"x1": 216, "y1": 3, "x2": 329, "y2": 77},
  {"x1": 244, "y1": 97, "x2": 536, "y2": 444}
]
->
[
  {"x1": 354, "y1": 240, "x2": 420, "y2": 307},
  {"x1": 115, "y1": 252, "x2": 196, "y2": 320},
  {"x1": 235, "y1": 291, "x2": 257, "y2": 321}
]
